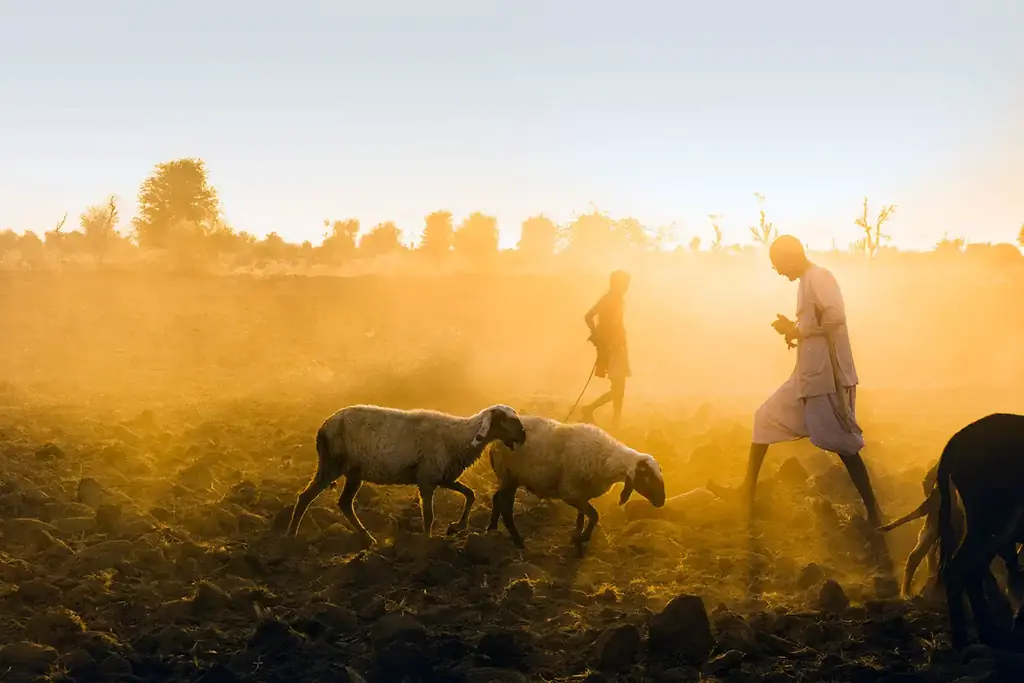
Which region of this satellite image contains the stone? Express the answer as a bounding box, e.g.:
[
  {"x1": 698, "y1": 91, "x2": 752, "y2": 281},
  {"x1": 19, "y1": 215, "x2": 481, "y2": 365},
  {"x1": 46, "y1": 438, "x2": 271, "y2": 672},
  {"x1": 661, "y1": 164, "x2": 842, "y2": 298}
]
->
[
  {"x1": 797, "y1": 563, "x2": 827, "y2": 590},
  {"x1": 369, "y1": 613, "x2": 426, "y2": 648},
  {"x1": 647, "y1": 594, "x2": 716, "y2": 663},
  {"x1": 593, "y1": 623, "x2": 642, "y2": 671},
  {"x1": 818, "y1": 579, "x2": 850, "y2": 613},
  {"x1": 0, "y1": 641, "x2": 59, "y2": 673}
]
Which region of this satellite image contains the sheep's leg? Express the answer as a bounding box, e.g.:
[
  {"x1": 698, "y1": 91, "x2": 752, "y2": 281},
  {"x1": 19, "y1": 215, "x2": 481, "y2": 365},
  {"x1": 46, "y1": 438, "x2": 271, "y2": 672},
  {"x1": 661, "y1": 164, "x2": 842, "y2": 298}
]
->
[
  {"x1": 487, "y1": 492, "x2": 501, "y2": 532},
  {"x1": 574, "y1": 511, "x2": 585, "y2": 535},
  {"x1": 286, "y1": 473, "x2": 334, "y2": 537},
  {"x1": 492, "y1": 487, "x2": 525, "y2": 549},
  {"x1": 418, "y1": 484, "x2": 436, "y2": 536},
  {"x1": 567, "y1": 500, "x2": 599, "y2": 557},
  {"x1": 337, "y1": 475, "x2": 375, "y2": 547},
  {"x1": 903, "y1": 522, "x2": 937, "y2": 596},
  {"x1": 442, "y1": 481, "x2": 475, "y2": 535}
]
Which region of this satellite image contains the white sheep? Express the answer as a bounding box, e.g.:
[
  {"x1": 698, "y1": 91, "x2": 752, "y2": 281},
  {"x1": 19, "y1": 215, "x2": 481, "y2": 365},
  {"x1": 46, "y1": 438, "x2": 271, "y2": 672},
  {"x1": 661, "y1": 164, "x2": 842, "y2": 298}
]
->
[
  {"x1": 286, "y1": 403, "x2": 527, "y2": 546},
  {"x1": 486, "y1": 415, "x2": 666, "y2": 556}
]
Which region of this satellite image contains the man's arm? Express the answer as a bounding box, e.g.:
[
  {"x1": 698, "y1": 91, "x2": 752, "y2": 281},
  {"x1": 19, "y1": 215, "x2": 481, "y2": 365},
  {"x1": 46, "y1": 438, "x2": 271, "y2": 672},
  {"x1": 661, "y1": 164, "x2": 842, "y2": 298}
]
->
[
  {"x1": 584, "y1": 295, "x2": 605, "y2": 334},
  {"x1": 797, "y1": 269, "x2": 846, "y2": 340}
]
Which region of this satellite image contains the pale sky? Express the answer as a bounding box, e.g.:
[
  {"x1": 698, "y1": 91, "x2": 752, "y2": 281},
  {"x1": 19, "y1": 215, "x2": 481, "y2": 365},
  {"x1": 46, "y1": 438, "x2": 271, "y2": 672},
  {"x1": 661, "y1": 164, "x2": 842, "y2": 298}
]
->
[{"x1": 1, "y1": 0, "x2": 1022, "y2": 250}]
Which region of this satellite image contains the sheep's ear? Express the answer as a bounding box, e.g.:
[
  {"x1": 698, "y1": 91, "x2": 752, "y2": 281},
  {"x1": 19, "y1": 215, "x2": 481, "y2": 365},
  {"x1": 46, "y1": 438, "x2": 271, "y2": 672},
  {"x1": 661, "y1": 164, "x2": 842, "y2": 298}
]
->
[
  {"x1": 472, "y1": 409, "x2": 493, "y2": 447},
  {"x1": 619, "y1": 477, "x2": 635, "y2": 505}
]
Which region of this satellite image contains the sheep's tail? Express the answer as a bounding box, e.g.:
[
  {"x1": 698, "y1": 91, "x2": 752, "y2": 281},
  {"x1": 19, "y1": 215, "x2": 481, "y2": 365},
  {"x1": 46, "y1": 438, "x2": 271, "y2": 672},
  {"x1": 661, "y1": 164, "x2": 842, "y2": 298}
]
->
[
  {"x1": 879, "y1": 490, "x2": 935, "y2": 532},
  {"x1": 936, "y1": 440, "x2": 956, "y2": 580},
  {"x1": 316, "y1": 426, "x2": 339, "y2": 490}
]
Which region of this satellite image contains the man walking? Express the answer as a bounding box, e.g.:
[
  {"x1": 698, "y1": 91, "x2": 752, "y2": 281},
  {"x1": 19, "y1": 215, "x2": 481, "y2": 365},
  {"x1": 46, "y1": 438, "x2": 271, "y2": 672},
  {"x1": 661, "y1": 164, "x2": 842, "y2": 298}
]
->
[
  {"x1": 581, "y1": 270, "x2": 631, "y2": 429},
  {"x1": 710, "y1": 235, "x2": 886, "y2": 534}
]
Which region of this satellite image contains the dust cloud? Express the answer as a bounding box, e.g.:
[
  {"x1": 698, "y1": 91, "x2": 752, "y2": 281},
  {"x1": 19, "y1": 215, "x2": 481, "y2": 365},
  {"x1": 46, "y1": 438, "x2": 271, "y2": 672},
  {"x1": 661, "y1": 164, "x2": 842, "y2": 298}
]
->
[{"x1": 1, "y1": 252, "x2": 1023, "y2": 681}]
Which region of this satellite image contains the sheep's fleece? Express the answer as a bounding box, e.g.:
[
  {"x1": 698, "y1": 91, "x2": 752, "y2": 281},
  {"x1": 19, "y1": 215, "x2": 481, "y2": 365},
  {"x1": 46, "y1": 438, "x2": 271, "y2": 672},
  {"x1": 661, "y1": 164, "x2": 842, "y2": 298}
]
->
[
  {"x1": 489, "y1": 415, "x2": 663, "y2": 501},
  {"x1": 319, "y1": 404, "x2": 522, "y2": 485}
]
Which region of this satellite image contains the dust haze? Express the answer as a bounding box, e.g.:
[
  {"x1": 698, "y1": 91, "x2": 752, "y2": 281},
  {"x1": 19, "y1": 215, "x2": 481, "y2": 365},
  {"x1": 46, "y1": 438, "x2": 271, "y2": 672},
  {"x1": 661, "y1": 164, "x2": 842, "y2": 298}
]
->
[{"x1": 2, "y1": 246, "x2": 1024, "y2": 681}]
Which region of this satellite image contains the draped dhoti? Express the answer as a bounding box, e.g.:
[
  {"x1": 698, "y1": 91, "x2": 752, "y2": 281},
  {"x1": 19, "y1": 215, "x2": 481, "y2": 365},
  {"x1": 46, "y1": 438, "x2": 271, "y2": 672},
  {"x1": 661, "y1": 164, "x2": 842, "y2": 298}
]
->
[{"x1": 753, "y1": 373, "x2": 865, "y2": 454}]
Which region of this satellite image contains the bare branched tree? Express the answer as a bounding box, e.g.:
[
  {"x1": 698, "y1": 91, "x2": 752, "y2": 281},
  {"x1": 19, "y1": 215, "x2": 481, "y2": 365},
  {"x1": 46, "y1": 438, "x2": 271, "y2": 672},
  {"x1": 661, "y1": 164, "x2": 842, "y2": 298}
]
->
[
  {"x1": 708, "y1": 214, "x2": 724, "y2": 252},
  {"x1": 854, "y1": 197, "x2": 896, "y2": 258},
  {"x1": 749, "y1": 193, "x2": 777, "y2": 245}
]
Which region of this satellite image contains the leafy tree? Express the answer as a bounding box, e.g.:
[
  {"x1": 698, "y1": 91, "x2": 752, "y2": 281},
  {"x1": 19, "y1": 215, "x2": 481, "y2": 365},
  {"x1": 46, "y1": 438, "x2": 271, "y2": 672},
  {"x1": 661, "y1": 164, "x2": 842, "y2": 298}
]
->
[
  {"x1": 359, "y1": 221, "x2": 403, "y2": 257},
  {"x1": 749, "y1": 193, "x2": 777, "y2": 246},
  {"x1": 420, "y1": 210, "x2": 454, "y2": 257},
  {"x1": 562, "y1": 209, "x2": 612, "y2": 254},
  {"x1": 80, "y1": 196, "x2": 120, "y2": 260},
  {"x1": 614, "y1": 217, "x2": 655, "y2": 250},
  {"x1": 934, "y1": 233, "x2": 965, "y2": 256},
  {"x1": 518, "y1": 214, "x2": 558, "y2": 259},
  {"x1": 854, "y1": 197, "x2": 896, "y2": 258},
  {"x1": 205, "y1": 220, "x2": 253, "y2": 257},
  {"x1": 253, "y1": 232, "x2": 289, "y2": 261},
  {"x1": 0, "y1": 230, "x2": 19, "y2": 264},
  {"x1": 688, "y1": 235, "x2": 702, "y2": 252},
  {"x1": 18, "y1": 231, "x2": 45, "y2": 268},
  {"x1": 321, "y1": 219, "x2": 359, "y2": 263},
  {"x1": 132, "y1": 158, "x2": 220, "y2": 249},
  {"x1": 452, "y1": 212, "x2": 499, "y2": 257}
]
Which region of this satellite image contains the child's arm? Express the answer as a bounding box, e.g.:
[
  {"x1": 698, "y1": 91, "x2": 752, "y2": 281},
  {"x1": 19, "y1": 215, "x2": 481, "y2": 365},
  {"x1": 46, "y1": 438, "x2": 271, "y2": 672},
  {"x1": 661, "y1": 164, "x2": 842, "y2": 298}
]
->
[{"x1": 584, "y1": 294, "x2": 606, "y2": 335}]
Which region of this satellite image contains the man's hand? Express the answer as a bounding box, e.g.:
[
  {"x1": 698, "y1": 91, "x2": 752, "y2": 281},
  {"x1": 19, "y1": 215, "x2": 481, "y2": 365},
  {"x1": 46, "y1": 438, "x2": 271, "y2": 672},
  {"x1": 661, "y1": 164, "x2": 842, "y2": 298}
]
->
[
  {"x1": 772, "y1": 314, "x2": 799, "y2": 349},
  {"x1": 771, "y1": 314, "x2": 796, "y2": 335}
]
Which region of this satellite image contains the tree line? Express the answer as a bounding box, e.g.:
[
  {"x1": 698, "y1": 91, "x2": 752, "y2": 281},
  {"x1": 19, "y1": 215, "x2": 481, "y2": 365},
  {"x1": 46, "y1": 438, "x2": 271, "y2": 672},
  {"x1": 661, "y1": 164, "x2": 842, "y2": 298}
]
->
[{"x1": 1, "y1": 157, "x2": 1022, "y2": 271}]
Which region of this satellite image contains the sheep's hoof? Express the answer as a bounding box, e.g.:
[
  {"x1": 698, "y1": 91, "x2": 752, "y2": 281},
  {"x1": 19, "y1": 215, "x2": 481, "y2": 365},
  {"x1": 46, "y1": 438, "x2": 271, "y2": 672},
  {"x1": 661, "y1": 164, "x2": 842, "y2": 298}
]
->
[
  {"x1": 446, "y1": 522, "x2": 467, "y2": 536},
  {"x1": 358, "y1": 533, "x2": 377, "y2": 548}
]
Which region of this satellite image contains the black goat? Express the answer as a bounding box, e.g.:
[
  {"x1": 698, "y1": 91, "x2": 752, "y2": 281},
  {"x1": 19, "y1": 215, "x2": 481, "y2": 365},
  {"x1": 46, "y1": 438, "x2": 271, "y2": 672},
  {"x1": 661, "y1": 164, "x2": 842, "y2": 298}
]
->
[{"x1": 937, "y1": 412, "x2": 1024, "y2": 650}]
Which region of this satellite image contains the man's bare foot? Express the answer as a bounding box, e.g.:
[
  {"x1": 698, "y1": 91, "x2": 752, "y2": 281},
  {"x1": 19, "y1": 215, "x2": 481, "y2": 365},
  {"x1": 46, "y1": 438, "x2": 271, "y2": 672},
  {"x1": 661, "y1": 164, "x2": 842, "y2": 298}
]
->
[
  {"x1": 707, "y1": 480, "x2": 740, "y2": 501},
  {"x1": 580, "y1": 407, "x2": 595, "y2": 424}
]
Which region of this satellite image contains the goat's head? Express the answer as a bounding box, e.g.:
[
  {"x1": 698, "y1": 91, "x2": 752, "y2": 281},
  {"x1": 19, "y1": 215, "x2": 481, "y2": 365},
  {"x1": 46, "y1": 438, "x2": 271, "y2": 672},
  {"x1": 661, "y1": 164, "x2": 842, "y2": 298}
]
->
[
  {"x1": 619, "y1": 454, "x2": 666, "y2": 508},
  {"x1": 472, "y1": 404, "x2": 527, "y2": 450}
]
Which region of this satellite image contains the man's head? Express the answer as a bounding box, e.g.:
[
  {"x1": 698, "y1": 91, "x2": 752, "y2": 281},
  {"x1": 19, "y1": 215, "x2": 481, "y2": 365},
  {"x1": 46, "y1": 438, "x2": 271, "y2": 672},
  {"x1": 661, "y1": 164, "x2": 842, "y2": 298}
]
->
[
  {"x1": 768, "y1": 235, "x2": 810, "y2": 281},
  {"x1": 610, "y1": 270, "x2": 631, "y2": 295}
]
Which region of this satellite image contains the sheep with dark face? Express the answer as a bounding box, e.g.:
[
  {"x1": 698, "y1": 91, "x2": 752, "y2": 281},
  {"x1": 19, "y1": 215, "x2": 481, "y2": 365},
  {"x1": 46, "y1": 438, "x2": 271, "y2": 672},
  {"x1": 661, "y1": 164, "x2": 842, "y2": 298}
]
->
[
  {"x1": 487, "y1": 415, "x2": 666, "y2": 556},
  {"x1": 286, "y1": 403, "x2": 527, "y2": 546}
]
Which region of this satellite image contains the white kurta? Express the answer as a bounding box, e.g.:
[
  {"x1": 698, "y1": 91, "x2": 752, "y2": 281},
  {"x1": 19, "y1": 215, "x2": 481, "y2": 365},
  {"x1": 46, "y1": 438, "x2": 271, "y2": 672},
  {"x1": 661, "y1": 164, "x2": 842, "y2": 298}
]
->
[{"x1": 753, "y1": 263, "x2": 865, "y2": 454}]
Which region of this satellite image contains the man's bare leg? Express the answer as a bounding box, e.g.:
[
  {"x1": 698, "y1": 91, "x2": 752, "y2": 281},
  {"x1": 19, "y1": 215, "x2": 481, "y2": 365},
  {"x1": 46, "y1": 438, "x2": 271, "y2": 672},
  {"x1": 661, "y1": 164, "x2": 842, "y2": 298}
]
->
[
  {"x1": 707, "y1": 443, "x2": 770, "y2": 518},
  {"x1": 610, "y1": 377, "x2": 625, "y2": 429},
  {"x1": 837, "y1": 451, "x2": 883, "y2": 527},
  {"x1": 582, "y1": 380, "x2": 620, "y2": 424},
  {"x1": 837, "y1": 451, "x2": 894, "y2": 574}
]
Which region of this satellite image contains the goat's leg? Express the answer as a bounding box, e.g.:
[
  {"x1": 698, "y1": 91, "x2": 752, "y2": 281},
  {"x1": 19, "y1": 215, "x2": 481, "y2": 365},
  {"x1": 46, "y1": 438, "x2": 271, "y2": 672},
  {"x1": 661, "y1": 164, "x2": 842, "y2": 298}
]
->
[
  {"x1": 903, "y1": 523, "x2": 937, "y2": 596},
  {"x1": 1004, "y1": 544, "x2": 1024, "y2": 606},
  {"x1": 418, "y1": 484, "x2": 436, "y2": 536},
  {"x1": 442, "y1": 480, "x2": 475, "y2": 535},
  {"x1": 286, "y1": 472, "x2": 334, "y2": 537},
  {"x1": 337, "y1": 475, "x2": 375, "y2": 547},
  {"x1": 957, "y1": 530, "x2": 1004, "y2": 648},
  {"x1": 945, "y1": 556, "x2": 971, "y2": 650}
]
